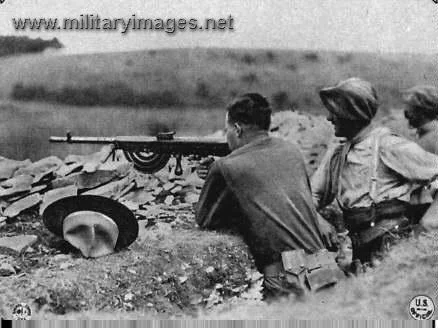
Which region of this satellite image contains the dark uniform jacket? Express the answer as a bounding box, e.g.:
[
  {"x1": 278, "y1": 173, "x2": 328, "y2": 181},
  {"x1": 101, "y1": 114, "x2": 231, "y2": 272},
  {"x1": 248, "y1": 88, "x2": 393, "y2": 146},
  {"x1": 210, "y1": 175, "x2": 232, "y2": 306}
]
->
[{"x1": 195, "y1": 136, "x2": 324, "y2": 271}]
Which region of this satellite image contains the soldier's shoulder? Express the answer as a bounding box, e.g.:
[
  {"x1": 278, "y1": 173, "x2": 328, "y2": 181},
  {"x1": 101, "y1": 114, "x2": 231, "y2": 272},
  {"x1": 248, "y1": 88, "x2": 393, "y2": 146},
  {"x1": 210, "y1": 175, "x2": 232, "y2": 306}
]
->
[{"x1": 269, "y1": 136, "x2": 301, "y2": 150}]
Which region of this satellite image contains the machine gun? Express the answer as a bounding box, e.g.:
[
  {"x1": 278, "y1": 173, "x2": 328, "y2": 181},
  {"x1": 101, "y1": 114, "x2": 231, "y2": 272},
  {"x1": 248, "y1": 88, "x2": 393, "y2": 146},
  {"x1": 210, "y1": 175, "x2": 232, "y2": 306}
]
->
[{"x1": 50, "y1": 131, "x2": 230, "y2": 175}]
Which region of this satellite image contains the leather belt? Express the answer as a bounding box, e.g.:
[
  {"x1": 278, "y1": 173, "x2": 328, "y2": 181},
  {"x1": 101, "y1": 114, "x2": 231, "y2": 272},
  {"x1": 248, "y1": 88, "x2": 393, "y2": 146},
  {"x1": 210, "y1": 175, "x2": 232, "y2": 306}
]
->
[{"x1": 343, "y1": 200, "x2": 410, "y2": 233}]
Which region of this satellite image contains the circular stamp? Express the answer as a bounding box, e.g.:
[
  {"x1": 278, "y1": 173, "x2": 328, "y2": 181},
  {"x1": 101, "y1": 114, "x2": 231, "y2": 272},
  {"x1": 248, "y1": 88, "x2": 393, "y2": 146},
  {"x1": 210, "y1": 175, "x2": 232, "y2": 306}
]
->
[
  {"x1": 12, "y1": 303, "x2": 32, "y2": 320},
  {"x1": 409, "y1": 295, "x2": 435, "y2": 320}
]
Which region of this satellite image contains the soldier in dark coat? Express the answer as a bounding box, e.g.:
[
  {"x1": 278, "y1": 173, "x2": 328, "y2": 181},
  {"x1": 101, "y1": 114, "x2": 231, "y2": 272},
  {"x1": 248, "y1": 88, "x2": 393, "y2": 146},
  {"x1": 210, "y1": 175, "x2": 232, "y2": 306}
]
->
[{"x1": 196, "y1": 93, "x2": 342, "y2": 301}]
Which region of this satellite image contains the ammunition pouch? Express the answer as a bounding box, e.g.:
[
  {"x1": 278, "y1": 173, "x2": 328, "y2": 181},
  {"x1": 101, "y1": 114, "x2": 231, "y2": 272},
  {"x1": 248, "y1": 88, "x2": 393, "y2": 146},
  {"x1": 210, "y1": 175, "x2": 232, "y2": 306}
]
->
[{"x1": 280, "y1": 249, "x2": 345, "y2": 292}]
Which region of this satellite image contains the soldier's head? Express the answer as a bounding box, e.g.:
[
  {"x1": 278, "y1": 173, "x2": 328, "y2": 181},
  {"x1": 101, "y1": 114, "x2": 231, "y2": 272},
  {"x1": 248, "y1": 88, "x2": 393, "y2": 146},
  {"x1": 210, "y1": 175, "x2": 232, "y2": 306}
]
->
[
  {"x1": 319, "y1": 78, "x2": 379, "y2": 139},
  {"x1": 225, "y1": 93, "x2": 271, "y2": 150},
  {"x1": 402, "y1": 85, "x2": 438, "y2": 130}
]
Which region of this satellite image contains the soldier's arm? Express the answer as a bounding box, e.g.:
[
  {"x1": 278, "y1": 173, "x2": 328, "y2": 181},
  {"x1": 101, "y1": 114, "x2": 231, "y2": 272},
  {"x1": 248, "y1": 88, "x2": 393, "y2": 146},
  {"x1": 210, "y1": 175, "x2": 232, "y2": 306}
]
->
[
  {"x1": 311, "y1": 145, "x2": 336, "y2": 210},
  {"x1": 380, "y1": 135, "x2": 438, "y2": 232},
  {"x1": 195, "y1": 162, "x2": 233, "y2": 230},
  {"x1": 380, "y1": 134, "x2": 438, "y2": 182}
]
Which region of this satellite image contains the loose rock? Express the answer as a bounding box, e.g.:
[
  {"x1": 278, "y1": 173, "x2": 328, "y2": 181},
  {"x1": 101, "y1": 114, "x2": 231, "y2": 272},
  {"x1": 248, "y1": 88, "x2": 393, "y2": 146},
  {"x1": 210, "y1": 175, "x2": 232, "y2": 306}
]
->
[
  {"x1": 4, "y1": 193, "x2": 42, "y2": 218},
  {"x1": 0, "y1": 158, "x2": 32, "y2": 181},
  {"x1": 40, "y1": 185, "x2": 78, "y2": 215},
  {"x1": 83, "y1": 176, "x2": 132, "y2": 198},
  {"x1": 0, "y1": 262, "x2": 16, "y2": 276},
  {"x1": 0, "y1": 235, "x2": 38, "y2": 255},
  {"x1": 0, "y1": 174, "x2": 33, "y2": 198}
]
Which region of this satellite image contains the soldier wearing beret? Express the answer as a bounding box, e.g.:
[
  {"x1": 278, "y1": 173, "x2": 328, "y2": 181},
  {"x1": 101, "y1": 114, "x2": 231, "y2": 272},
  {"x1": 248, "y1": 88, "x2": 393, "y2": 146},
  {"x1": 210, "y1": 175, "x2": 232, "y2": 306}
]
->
[{"x1": 403, "y1": 85, "x2": 438, "y2": 154}]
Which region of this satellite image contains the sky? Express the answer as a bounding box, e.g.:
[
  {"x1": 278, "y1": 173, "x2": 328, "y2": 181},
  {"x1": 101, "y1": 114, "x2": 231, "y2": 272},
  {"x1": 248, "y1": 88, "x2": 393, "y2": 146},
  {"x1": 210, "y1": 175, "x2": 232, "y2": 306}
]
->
[{"x1": 0, "y1": 0, "x2": 437, "y2": 54}]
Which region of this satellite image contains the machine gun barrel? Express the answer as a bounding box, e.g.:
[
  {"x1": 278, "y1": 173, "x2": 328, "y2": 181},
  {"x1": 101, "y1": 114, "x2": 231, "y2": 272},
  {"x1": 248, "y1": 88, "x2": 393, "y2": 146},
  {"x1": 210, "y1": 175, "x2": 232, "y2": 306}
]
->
[
  {"x1": 49, "y1": 132, "x2": 230, "y2": 174},
  {"x1": 49, "y1": 136, "x2": 117, "y2": 144}
]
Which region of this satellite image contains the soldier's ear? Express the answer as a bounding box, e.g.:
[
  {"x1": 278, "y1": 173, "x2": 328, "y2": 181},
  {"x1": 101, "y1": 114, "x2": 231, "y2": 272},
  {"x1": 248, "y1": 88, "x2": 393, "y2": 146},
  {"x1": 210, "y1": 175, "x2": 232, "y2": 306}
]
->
[{"x1": 234, "y1": 123, "x2": 242, "y2": 137}]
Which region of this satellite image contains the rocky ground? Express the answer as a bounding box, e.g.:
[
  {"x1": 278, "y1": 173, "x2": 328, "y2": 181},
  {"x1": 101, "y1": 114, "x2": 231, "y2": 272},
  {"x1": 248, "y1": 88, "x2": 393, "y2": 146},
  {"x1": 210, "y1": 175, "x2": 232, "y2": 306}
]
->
[
  {"x1": 0, "y1": 144, "x2": 260, "y2": 318},
  {"x1": 0, "y1": 109, "x2": 426, "y2": 319}
]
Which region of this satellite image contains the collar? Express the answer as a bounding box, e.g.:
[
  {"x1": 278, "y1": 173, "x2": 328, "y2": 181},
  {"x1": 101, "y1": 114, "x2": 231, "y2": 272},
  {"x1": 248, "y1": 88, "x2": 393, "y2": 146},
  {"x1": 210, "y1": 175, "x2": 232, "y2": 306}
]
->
[
  {"x1": 417, "y1": 120, "x2": 438, "y2": 138},
  {"x1": 346, "y1": 123, "x2": 375, "y2": 145},
  {"x1": 230, "y1": 133, "x2": 271, "y2": 156}
]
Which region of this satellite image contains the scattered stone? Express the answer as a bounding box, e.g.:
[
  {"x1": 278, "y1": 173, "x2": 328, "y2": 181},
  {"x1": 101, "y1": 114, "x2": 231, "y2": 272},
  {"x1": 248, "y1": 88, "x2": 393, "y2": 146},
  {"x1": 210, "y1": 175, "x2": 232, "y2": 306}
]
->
[
  {"x1": 0, "y1": 235, "x2": 38, "y2": 255},
  {"x1": 152, "y1": 187, "x2": 163, "y2": 196},
  {"x1": 40, "y1": 185, "x2": 78, "y2": 215},
  {"x1": 135, "y1": 205, "x2": 161, "y2": 219},
  {"x1": 146, "y1": 303, "x2": 154, "y2": 307},
  {"x1": 5, "y1": 186, "x2": 45, "y2": 203},
  {"x1": 184, "y1": 173, "x2": 205, "y2": 188},
  {"x1": 231, "y1": 285, "x2": 247, "y2": 294},
  {"x1": 97, "y1": 162, "x2": 132, "y2": 177},
  {"x1": 121, "y1": 189, "x2": 155, "y2": 205},
  {"x1": 65, "y1": 145, "x2": 115, "y2": 166},
  {"x1": 0, "y1": 262, "x2": 16, "y2": 276},
  {"x1": 0, "y1": 174, "x2": 33, "y2": 198},
  {"x1": 189, "y1": 295, "x2": 203, "y2": 305},
  {"x1": 52, "y1": 254, "x2": 72, "y2": 262},
  {"x1": 123, "y1": 302, "x2": 134, "y2": 311},
  {"x1": 170, "y1": 185, "x2": 183, "y2": 194},
  {"x1": 55, "y1": 163, "x2": 83, "y2": 177},
  {"x1": 124, "y1": 292, "x2": 135, "y2": 302},
  {"x1": 205, "y1": 266, "x2": 215, "y2": 274},
  {"x1": 53, "y1": 168, "x2": 127, "y2": 191},
  {"x1": 163, "y1": 182, "x2": 175, "y2": 191},
  {"x1": 14, "y1": 156, "x2": 63, "y2": 180},
  {"x1": 179, "y1": 276, "x2": 188, "y2": 284},
  {"x1": 184, "y1": 193, "x2": 199, "y2": 204},
  {"x1": 205, "y1": 290, "x2": 222, "y2": 309},
  {"x1": 28, "y1": 185, "x2": 48, "y2": 195},
  {"x1": 4, "y1": 193, "x2": 42, "y2": 218},
  {"x1": 25, "y1": 247, "x2": 36, "y2": 254},
  {"x1": 240, "y1": 279, "x2": 263, "y2": 301},
  {"x1": 50, "y1": 172, "x2": 80, "y2": 189},
  {"x1": 32, "y1": 168, "x2": 57, "y2": 185},
  {"x1": 82, "y1": 161, "x2": 100, "y2": 173},
  {"x1": 114, "y1": 181, "x2": 136, "y2": 200},
  {"x1": 0, "y1": 200, "x2": 8, "y2": 213},
  {"x1": 59, "y1": 262, "x2": 74, "y2": 270},
  {"x1": 164, "y1": 195, "x2": 174, "y2": 205},
  {"x1": 250, "y1": 271, "x2": 263, "y2": 282},
  {"x1": 121, "y1": 200, "x2": 139, "y2": 211},
  {"x1": 83, "y1": 176, "x2": 132, "y2": 198},
  {"x1": 133, "y1": 174, "x2": 153, "y2": 189},
  {"x1": 0, "y1": 158, "x2": 32, "y2": 181}
]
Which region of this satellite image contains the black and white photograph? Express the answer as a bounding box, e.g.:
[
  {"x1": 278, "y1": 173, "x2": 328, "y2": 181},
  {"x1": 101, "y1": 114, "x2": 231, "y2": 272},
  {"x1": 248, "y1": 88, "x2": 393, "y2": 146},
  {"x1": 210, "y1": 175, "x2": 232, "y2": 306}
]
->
[{"x1": 0, "y1": 0, "x2": 437, "y2": 322}]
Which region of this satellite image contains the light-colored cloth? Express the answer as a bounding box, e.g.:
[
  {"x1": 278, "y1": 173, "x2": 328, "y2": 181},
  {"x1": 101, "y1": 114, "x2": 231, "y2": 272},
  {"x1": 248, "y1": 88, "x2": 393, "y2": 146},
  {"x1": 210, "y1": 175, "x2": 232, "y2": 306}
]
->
[
  {"x1": 319, "y1": 78, "x2": 378, "y2": 122},
  {"x1": 312, "y1": 126, "x2": 438, "y2": 210},
  {"x1": 416, "y1": 120, "x2": 438, "y2": 155}
]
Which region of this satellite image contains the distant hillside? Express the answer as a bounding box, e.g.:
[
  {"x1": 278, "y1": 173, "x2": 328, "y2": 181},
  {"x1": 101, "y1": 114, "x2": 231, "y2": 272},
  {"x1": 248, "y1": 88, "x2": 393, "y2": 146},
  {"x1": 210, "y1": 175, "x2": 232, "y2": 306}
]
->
[
  {"x1": 0, "y1": 36, "x2": 63, "y2": 57},
  {"x1": 1, "y1": 48, "x2": 438, "y2": 114}
]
